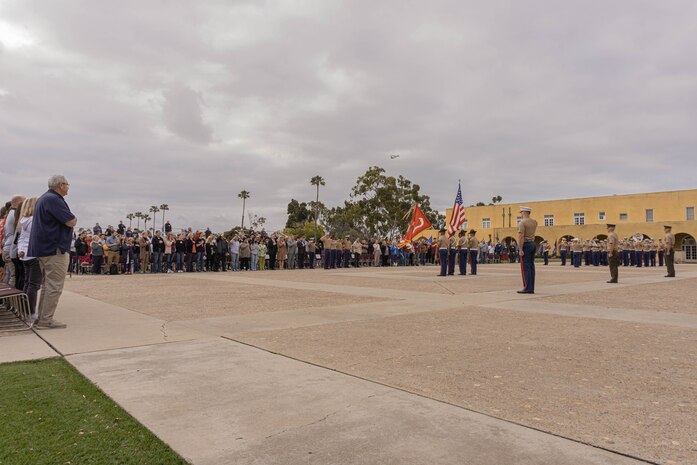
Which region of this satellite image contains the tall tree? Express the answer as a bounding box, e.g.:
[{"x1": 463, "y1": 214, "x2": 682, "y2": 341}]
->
[
  {"x1": 238, "y1": 190, "x2": 250, "y2": 228},
  {"x1": 310, "y1": 175, "x2": 325, "y2": 242},
  {"x1": 159, "y1": 204, "x2": 169, "y2": 231},
  {"x1": 149, "y1": 205, "x2": 160, "y2": 234},
  {"x1": 135, "y1": 211, "x2": 143, "y2": 230},
  {"x1": 126, "y1": 213, "x2": 135, "y2": 228}
]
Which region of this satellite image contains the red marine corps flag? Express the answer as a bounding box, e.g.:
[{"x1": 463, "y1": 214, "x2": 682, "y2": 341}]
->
[{"x1": 399, "y1": 204, "x2": 432, "y2": 248}]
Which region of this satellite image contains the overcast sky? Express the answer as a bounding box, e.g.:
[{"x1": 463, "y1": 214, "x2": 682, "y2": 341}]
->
[{"x1": 1, "y1": 0, "x2": 696, "y2": 232}]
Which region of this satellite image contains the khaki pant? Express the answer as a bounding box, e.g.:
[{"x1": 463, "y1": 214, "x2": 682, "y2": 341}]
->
[
  {"x1": 666, "y1": 252, "x2": 675, "y2": 277},
  {"x1": 107, "y1": 251, "x2": 120, "y2": 269},
  {"x1": 38, "y1": 251, "x2": 70, "y2": 322},
  {"x1": 2, "y1": 250, "x2": 15, "y2": 286},
  {"x1": 608, "y1": 252, "x2": 618, "y2": 282}
]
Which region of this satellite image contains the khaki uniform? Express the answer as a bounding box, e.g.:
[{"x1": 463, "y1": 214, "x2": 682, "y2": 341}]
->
[
  {"x1": 665, "y1": 232, "x2": 676, "y2": 277},
  {"x1": 607, "y1": 231, "x2": 619, "y2": 282}
]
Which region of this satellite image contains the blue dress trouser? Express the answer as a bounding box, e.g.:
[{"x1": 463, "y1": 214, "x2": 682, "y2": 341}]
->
[
  {"x1": 439, "y1": 249, "x2": 448, "y2": 276},
  {"x1": 521, "y1": 241, "x2": 536, "y2": 292},
  {"x1": 469, "y1": 249, "x2": 478, "y2": 275},
  {"x1": 560, "y1": 250, "x2": 566, "y2": 266},
  {"x1": 447, "y1": 250, "x2": 456, "y2": 275},
  {"x1": 458, "y1": 249, "x2": 467, "y2": 275}
]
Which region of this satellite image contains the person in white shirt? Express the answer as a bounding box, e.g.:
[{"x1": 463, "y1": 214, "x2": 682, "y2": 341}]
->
[{"x1": 16, "y1": 197, "x2": 39, "y2": 322}]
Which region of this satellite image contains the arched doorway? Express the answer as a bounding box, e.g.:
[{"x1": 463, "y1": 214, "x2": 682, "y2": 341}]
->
[
  {"x1": 676, "y1": 233, "x2": 696, "y2": 263},
  {"x1": 500, "y1": 236, "x2": 517, "y2": 247}
]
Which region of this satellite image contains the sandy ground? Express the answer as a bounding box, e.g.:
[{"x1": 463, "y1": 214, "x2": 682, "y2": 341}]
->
[
  {"x1": 237, "y1": 306, "x2": 697, "y2": 465},
  {"x1": 62, "y1": 264, "x2": 697, "y2": 464},
  {"x1": 64, "y1": 274, "x2": 387, "y2": 320},
  {"x1": 539, "y1": 277, "x2": 697, "y2": 314}
]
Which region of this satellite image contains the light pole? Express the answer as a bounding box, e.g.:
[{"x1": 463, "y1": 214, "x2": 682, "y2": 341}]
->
[{"x1": 238, "y1": 190, "x2": 250, "y2": 229}]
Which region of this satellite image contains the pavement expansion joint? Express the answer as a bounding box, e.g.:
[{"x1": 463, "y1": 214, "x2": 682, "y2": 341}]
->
[{"x1": 219, "y1": 335, "x2": 658, "y2": 465}]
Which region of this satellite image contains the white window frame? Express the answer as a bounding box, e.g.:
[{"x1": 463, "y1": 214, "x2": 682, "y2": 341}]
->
[
  {"x1": 598, "y1": 211, "x2": 606, "y2": 221},
  {"x1": 687, "y1": 207, "x2": 695, "y2": 221},
  {"x1": 573, "y1": 212, "x2": 585, "y2": 225},
  {"x1": 645, "y1": 209, "x2": 654, "y2": 223},
  {"x1": 619, "y1": 213, "x2": 628, "y2": 221},
  {"x1": 543, "y1": 215, "x2": 554, "y2": 227},
  {"x1": 482, "y1": 218, "x2": 491, "y2": 229}
]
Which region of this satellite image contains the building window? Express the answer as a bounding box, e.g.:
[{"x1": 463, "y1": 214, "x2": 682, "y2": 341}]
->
[
  {"x1": 619, "y1": 213, "x2": 628, "y2": 221},
  {"x1": 544, "y1": 215, "x2": 554, "y2": 226},
  {"x1": 516, "y1": 216, "x2": 522, "y2": 225},
  {"x1": 573, "y1": 213, "x2": 585, "y2": 225},
  {"x1": 687, "y1": 207, "x2": 695, "y2": 221},
  {"x1": 645, "y1": 209, "x2": 654, "y2": 223},
  {"x1": 598, "y1": 211, "x2": 606, "y2": 221},
  {"x1": 482, "y1": 218, "x2": 491, "y2": 229}
]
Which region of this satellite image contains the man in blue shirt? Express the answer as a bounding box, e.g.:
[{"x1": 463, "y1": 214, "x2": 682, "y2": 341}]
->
[{"x1": 28, "y1": 175, "x2": 76, "y2": 329}]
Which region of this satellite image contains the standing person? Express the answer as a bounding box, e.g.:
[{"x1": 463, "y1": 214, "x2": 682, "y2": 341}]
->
[
  {"x1": 286, "y1": 236, "x2": 297, "y2": 269},
  {"x1": 558, "y1": 239, "x2": 567, "y2": 265},
  {"x1": 542, "y1": 240, "x2": 550, "y2": 265},
  {"x1": 3, "y1": 195, "x2": 26, "y2": 286},
  {"x1": 468, "y1": 230, "x2": 479, "y2": 275},
  {"x1": 151, "y1": 230, "x2": 164, "y2": 273},
  {"x1": 28, "y1": 175, "x2": 76, "y2": 329},
  {"x1": 175, "y1": 234, "x2": 186, "y2": 272},
  {"x1": 257, "y1": 239, "x2": 267, "y2": 271},
  {"x1": 457, "y1": 230, "x2": 468, "y2": 275},
  {"x1": 195, "y1": 233, "x2": 205, "y2": 272},
  {"x1": 307, "y1": 239, "x2": 316, "y2": 269},
  {"x1": 606, "y1": 224, "x2": 619, "y2": 283},
  {"x1": 214, "y1": 234, "x2": 226, "y2": 271},
  {"x1": 297, "y1": 236, "x2": 306, "y2": 269},
  {"x1": 517, "y1": 206, "x2": 537, "y2": 294},
  {"x1": 239, "y1": 238, "x2": 251, "y2": 270},
  {"x1": 93, "y1": 223, "x2": 102, "y2": 235},
  {"x1": 17, "y1": 197, "x2": 40, "y2": 322},
  {"x1": 320, "y1": 234, "x2": 332, "y2": 269},
  {"x1": 229, "y1": 236, "x2": 240, "y2": 271},
  {"x1": 105, "y1": 231, "x2": 121, "y2": 274},
  {"x1": 351, "y1": 238, "x2": 362, "y2": 268},
  {"x1": 139, "y1": 231, "x2": 151, "y2": 273},
  {"x1": 436, "y1": 229, "x2": 449, "y2": 277},
  {"x1": 90, "y1": 234, "x2": 104, "y2": 274},
  {"x1": 664, "y1": 225, "x2": 676, "y2": 277},
  {"x1": 164, "y1": 232, "x2": 174, "y2": 273},
  {"x1": 266, "y1": 235, "x2": 278, "y2": 270},
  {"x1": 277, "y1": 236, "x2": 288, "y2": 270},
  {"x1": 250, "y1": 238, "x2": 259, "y2": 271}
]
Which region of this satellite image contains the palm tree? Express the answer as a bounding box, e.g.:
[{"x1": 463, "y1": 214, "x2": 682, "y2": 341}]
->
[
  {"x1": 310, "y1": 175, "x2": 325, "y2": 242},
  {"x1": 159, "y1": 204, "x2": 169, "y2": 231},
  {"x1": 143, "y1": 215, "x2": 151, "y2": 232},
  {"x1": 126, "y1": 213, "x2": 135, "y2": 228},
  {"x1": 135, "y1": 211, "x2": 143, "y2": 230},
  {"x1": 149, "y1": 205, "x2": 160, "y2": 234},
  {"x1": 238, "y1": 190, "x2": 250, "y2": 229}
]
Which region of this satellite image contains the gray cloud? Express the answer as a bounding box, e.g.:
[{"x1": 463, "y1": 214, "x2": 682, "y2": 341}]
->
[{"x1": 1, "y1": 0, "x2": 696, "y2": 232}]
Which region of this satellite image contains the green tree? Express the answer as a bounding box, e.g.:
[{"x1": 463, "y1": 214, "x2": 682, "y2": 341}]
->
[
  {"x1": 159, "y1": 204, "x2": 169, "y2": 231},
  {"x1": 285, "y1": 199, "x2": 312, "y2": 228}
]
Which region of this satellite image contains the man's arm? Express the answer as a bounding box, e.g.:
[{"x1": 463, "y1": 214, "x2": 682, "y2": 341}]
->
[
  {"x1": 518, "y1": 230, "x2": 525, "y2": 256},
  {"x1": 65, "y1": 218, "x2": 77, "y2": 228}
]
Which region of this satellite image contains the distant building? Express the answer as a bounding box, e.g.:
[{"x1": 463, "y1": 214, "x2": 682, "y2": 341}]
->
[{"x1": 421, "y1": 189, "x2": 697, "y2": 263}]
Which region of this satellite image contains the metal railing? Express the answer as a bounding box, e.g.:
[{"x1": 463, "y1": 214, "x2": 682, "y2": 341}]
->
[{"x1": 0, "y1": 284, "x2": 32, "y2": 334}]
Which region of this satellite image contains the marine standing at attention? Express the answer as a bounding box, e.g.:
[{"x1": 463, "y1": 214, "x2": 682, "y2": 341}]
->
[
  {"x1": 517, "y1": 206, "x2": 537, "y2": 294},
  {"x1": 437, "y1": 228, "x2": 449, "y2": 277},
  {"x1": 447, "y1": 232, "x2": 457, "y2": 276},
  {"x1": 606, "y1": 224, "x2": 619, "y2": 283},
  {"x1": 664, "y1": 225, "x2": 675, "y2": 277},
  {"x1": 467, "y1": 229, "x2": 478, "y2": 275},
  {"x1": 457, "y1": 230, "x2": 468, "y2": 275}
]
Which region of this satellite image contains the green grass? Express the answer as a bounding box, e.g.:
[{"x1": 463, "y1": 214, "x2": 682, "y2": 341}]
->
[{"x1": 0, "y1": 358, "x2": 188, "y2": 465}]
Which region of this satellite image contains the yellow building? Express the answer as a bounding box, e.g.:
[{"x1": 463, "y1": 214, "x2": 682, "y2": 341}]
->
[{"x1": 429, "y1": 189, "x2": 697, "y2": 263}]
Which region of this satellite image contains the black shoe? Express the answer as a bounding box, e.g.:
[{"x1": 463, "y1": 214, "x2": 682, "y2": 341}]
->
[
  {"x1": 438, "y1": 274, "x2": 446, "y2": 277},
  {"x1": 665, "y1": 275, "x2": 675, "y2": 278},
  {"x1": 517, "y1": 290, "x2": 531, "y2": 294},
  {"x1": 606, "y1": 280, "x2": 617, "y2": 283}
]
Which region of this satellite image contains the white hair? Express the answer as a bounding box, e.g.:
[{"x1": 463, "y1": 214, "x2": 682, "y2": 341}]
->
[{"x1": 48, "y1": 174, "x2": 68, "y2": 188}]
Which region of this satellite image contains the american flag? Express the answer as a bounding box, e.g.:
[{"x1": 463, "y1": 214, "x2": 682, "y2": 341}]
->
[{"x1": 447, "y1": 182, "x2": 466, "y2": 237}]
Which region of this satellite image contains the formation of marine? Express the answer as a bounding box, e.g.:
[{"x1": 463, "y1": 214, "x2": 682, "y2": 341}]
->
[{"x1": 557, "y1": 237, "x2": 667, "y2": 268}]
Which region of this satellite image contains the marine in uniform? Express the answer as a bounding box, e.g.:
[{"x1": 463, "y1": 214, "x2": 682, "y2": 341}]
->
[
  {"x1": 571, "y1": 238, "x2": 582, "y2": 268},
  {"x1": 344, "y1": 236, "x2": 351, "y2": 268},
  {"x1": 457, "y1": 230, "x2": 468, "y2": 275},
  {"x1": 436, "y1": 229, "x2": 449, "y2": 277},
  {"x1": 606, "y1": 224, "x2": 619, "y2": 283},
  {"x1": 664, "y1": 225, "x2": 676, "y2": 277},
  {"x1": 447, "y1": 233, "x2": 457, "y2": 275},
  {"x1": 658, "y1": 239, "x2": 665, "y2": 267},
  {"x1": 559, "y1": 238, "x2": 567, "y2": 266},
  {"x1": 517, "y1": 206, "x2": 537, "y2": 294},
  {"x1": 468, "y1": 229, "x2": 478, "y2": 275},
  {"x1": 542, "y1": 240, "x2": 550, "y2": 265}
]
